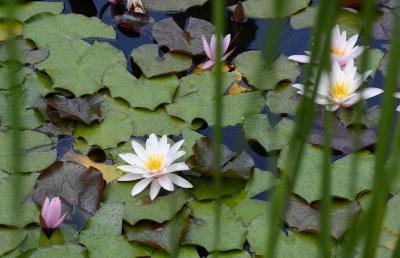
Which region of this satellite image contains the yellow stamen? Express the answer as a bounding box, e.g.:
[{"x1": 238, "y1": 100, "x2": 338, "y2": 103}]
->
[
  {"x1": 331, "y1": 47, "x2": 346, "y2": 56},
  {"x1": 145, "y1": 155, "x2": 164, "y2": 172},
  {"x1": 331, "y1": 81, "x2": 350, "y2": 99}
]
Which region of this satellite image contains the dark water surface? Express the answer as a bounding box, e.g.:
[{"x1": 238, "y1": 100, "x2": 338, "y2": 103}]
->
[{"x1": 48, "y1": 0, "x2": 388, "y2": 175}]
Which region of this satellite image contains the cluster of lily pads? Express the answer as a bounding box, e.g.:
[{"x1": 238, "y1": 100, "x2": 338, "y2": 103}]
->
[{"x1": 0, "y1": 0, "x2": 399, "y2": 258}]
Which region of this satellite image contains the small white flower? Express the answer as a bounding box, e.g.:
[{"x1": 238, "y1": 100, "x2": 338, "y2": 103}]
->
[
  {"x1": 292, "y1": 60, "x2": 383, "y2": 111},
  {"x1": 289, "y1": 25, "x2": 364, "y2": 67},
  {"x1": 395, "y1": 93, "x2": 400, "y2": 112},
  {"x1": 127, "y1": 0, "x2": 146, "y2": 13},
  {"x1": 117, "y1": 134, "x2": 193, "y2": 200}
]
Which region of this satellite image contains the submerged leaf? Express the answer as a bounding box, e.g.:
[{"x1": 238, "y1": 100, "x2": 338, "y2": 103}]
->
[{"x1": 152, "y1": 17, "x2": 214, "y2": 56}]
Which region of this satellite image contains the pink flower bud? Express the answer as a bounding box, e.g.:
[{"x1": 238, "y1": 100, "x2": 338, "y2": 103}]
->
[{"x1": 40, "y1": 197, "x2": 67, "y2": 230}]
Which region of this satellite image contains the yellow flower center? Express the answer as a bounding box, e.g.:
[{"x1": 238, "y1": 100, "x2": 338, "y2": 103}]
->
[
  {"x1": 331, "y1": 81, "x2": 350, "y2": 99},
  {"x1": 145, "y1": 155, "x2": 164, "y2": 172},
  {"x1": 331, "y1": 47, "x2": 346, "y2": 56}
]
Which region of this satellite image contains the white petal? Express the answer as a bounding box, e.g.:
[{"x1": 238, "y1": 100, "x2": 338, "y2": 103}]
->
[
  {"x1": 118, "y1": 153, "x2": 145, "y2": 167},
  {"x1": 146, "y1": 134, "x2": 158, "y2": 155},
  {"x1": 168, "y1": 174, "x2": 193, "y2": 188},
  {"x1": 315, "y1": 95, "x2": 331, "y2": 105},
  {"x1": 397, "y1": 105, "x2": 400, "y2": 112},
  {"x1": 131, "y1": 178, "x2": 152, "y2": 196},
  {"x1": 345, "y1": 34, "x2": 359, "y2": 51},
  {"x1": 223, "y1": 34, "x2": 231, "y2": 54},
  {"x1": 131, "y1": 140, "x2": 147, "y2": 160},
  {"x1": 350, "y1": 46, "x2": 364, "y2": 60},
  {"x1": 326, "y1": 104, "x2": 340, "y2": 112},
  {"x1": 292, "y1": 84, "x2": 305, "y2": 94},
  {"x1": 210, "y1": 34, "x2": 216, "y2": 59},
  {"x1": 394, "y1": 93, "x2": 400, "y2": 99},
  {"x1": 201, "y1": 35, "x2": 213, "y2": 59},
  {"x1": 158, "y1": 135, "x2": 170, "y2": 157},
  {"x1": 165, "y1": 162, "x2": 190, "y2": 173},
  {"x1": 288, "y1": 55, "x2": 310, "y2": 63},
  {"x1": 118, "y1": 173, "x2": 144, "y2": 181},
  {"x1": 158, "y1": 175, "x2": 174, "y2": 191},
  {"x1": 170, "y1": 140, "x2": 184, "y2": 154},
  {"x1": 117, "y1": 165, "x2": 148, "y2": 174},
  {"x1": 342, "y1": 94, "x2": 361, "y2": 107},
  {"x1": 149, "y1": 180, "x2": 161, "y2": 200},
  {"x1": 360, "y1": 88, "x2": 383, "y2": 100}
]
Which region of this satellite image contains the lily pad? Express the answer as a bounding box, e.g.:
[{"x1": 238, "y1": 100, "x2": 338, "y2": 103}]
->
[
  {"x1": 131, "y1": 44, "x2": 192, "y2": 78},
  {"x1": 0, "y1": 130, "x2": 56, "y2": 173},
  {"x1": 124, "y1": 190, "x2": 190, "y2": 225},
  {"x1": 35, "y1": 40, "x2": 126, "y2": 96},
  {"x1": 228, "y1": 0, "x2": 310, "y2": 19},
  {"x1": 243, "y1": 114, "x2": 295, "y2": 153},
  {"x1": 166, "y1": 72, "x2": 264, "y2": 127},
  {"x1": 278, "y1": 144, "x2": 376, "y2": 202},
  {"x1": 379, "y1": 193, "x2": 400, "y2": 251},
  {"x1": 337, "y1": 105, "x2": 381, "y2": 128},
  {"x1": 152, "y1": 246, "x2": 199, "y2": 258},
  {"x1": 182, "y1": 201, "x2": 246, "y2": 252},
  {"x1": 32, "y1": 161, "x2": 105, "y2": 229},
  {"x1": 0, "y1": 1, "x2": 64, "y2": 22},
  {"x1": 189, "y1": 177, "x2": 246, "y2": 200},
  {"x1": 0, "y1": 40, "x2": 49, "y2": 65},
  {"x1": 144, "y1": 0, "x2": 208, "y2": 12},
  {"x1": 0, "y1": 174, "x2": 40, "y2": 227},
  {"x1": 152, "y1": 17, "x2": 214, "y2": 56},
  {"x1": 0, "y1": 228, "x2": 26, "y2": 256},
  {"x1": 234, "y1": 52, "x2": 300, "y2": 90},
  {"x1": 266, "y1": 83, "x2": 301, "y2": 115},
  {"x1": 232, "y1": 199, "x2": 268, "y2": 225},
  {"x1": 104, "y1": 65, "x2": 179, "y2": 110},
  {"x1": 103, "y1": 181, "x2": 148, "y2": 204},
  {"x1": 208, "y1": 250, "x2": 251, "y2": 258},
  {"x1": 354, "y1": 48, "x2": 384, "y2": 73},
  {"x1": 23, "y1": 14, "x2": 115, "y2": 47},
  {"x1": 28, "y1": 244, "x2": 85, "y2": 258}
]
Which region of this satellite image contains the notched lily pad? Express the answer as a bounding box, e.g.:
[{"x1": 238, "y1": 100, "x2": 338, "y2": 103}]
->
[
  {"x1": 131, "y1": 44, "x2": 192, "y2": 78},
  {"x1": 0, "y1": 1, "x2": 64, "y2": 22},
  {"x1": 336, "y1": 105, "x2": 381, "y2": 128},
  {"x1": 32, "y1": 160, "x2": 105, "y2": 229},
  {"x1": 144, "y1": 0, "x2": 209, "y2": 12},
  {"x1": 187, "y1": 137, "x2": 255, "y2": 179},
  {"x1": 0, "y1": 40, "x2": 49, "y2": 65},
  {"x1": 0, "y1": 228, "x2": 26, "y2": 256},
  {"x1": 266, "y1": 83, "x2": 301, "y2": 115},
  {"x1": 152, "y1": 17, "x2": 214, "y2": 56}
]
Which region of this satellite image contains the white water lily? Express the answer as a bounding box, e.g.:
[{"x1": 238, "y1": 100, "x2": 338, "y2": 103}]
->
[
  {"x1": 395, "y1": 93, "x2": 400, "y2": 112},
  {"x1": 117, "y1": 134, "x2": 193, "y2": 200},
  {"x1": 127, "y1": 0, "x2": 146, "y2": 14},
  {"x1": 289, "y1": 25, "x2": 364, "y2": 66},
  {"x1": 292, "y1": 60, "x2": 383, "y2": 111}
]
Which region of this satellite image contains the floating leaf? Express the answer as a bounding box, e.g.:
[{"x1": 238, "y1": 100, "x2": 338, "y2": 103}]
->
[
  {"x1": 278, "y1": 144, "x2": 375, "y2": 202},
  {"x1": 35, "y1": 40, "x2": 126, "y2": 96},
  {"x1": 131, "y1": 44, "x2": 192, "y2": 78},
  {"x1": 373, "y1": 7, "x2": 395, "y2": 40},
  {"x1": 166, "y1": 72, "x2": 264, "y2": 127},
  {"x1": 23, "y1": 14, "x2": 116, "y2": 47},
  {"x1": 126, "y1": 208, "x2": 191, "y2": 253},
  {"x1": 152, "y1": 17, "x2": 214, "y2": 56},
  {"x1": 62, "y1": 151, "x2": 122, "y2": 183},
  {"x1": 232, "y1": 199, "x2": 268, "y2": 225},
  {"x1": 379, "y1": 193, "x2": 400, "y2": 252},
  {"x1": 182, "y1": 201, "x2": 246, "y2": 252},
  {"x1": 124, "y1": 190, "x2": 190, "y2": 225},
  {"x1": 228, "y1": 0, "x2": 310, "y2": 19},
  {"x1": 243, "y1": 114, "x2": 295, "y2": 153},
  {"x1": 209, "y1": 250, "x2": 251, "y2": 258},
  {"x1": 354, "y1": 48, "x2": 384, "y2": 73},
  {"x1": 0, "y1": 228, "x2": 26, "y2": 256},
  {"x1": 187, "y1": 137, "x2": 254, "y2": 179},
  {"x1": 144, "y1": 0, "x2": 208, "y2": 12},
  {"x1": 337, "y1": 105, "x2": 381, "y2": 128},
  {"x1": 152, "y1": 246, "x2": 199, "y2": 258},
  {"x1": 0, "y1": 130, "x2": 56, "y2": 173},
  {"x1": 234, "y1": 52, "x2": 300, "y2": 90},
  {"x1": 0, "y1": 174, "x2": 39, "y2": 227},
  {"x1": 32, "y1": 161, "x2": 105, "y2": 229},
  {"x1": 188, "y1": 177, "x2": 246, "y2": 200},
  {"x1": 104, "y1": 65, "x2": 179, "y2": 110},
  {"x1": 181, "y1": 128, "x2": 204, "y2": 158},
  {"x1": 0, "y1": 1, "x2": 64, "y2": 22},
  {"x1": 266, "y1": 83, "x2": 301, "y2": 116},
  {"x1": 103, "y1": 181, "x2": 148, "y2": 204},
  {"x1": 28, "y1": 244, "x2": 85, "y2": 258}
]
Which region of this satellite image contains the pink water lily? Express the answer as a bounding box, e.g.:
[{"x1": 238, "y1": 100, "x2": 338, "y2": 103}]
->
[
  {"x1": 201, "y1": 34, "x2": 232, "y2": 70},
  {"x1": 109, "y1": 0, "x2": 123, "y2": 5},
  {"x1": 395, "y1": 93, "x2": 400, "y2": 112},
  {"x1": 40, "y1": 197, "x2": 67, "y2": 230},
  {"x1": 289, "y1": 25, "x2": 364, "y2": 67}
]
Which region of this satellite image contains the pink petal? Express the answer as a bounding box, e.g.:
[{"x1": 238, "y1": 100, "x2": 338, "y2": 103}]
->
[
  {"x1": 46, "y1": 198, "x2": 62, "y2": 228},
  {"x1": 201, "y1": 35, "x2": 213, "y2": 59},
  {"x1": 41, "y1": 197, "x2": 50, "y2": 218},
  {"x1": 222, "y1": 34, "x2": 231, "y2": 54},
  {"x1": 210, "y1": 34, "x2": 216, "y2": 59},
  {"x1": 53, "y1": 212, "x2": 67, "y2": 229},
  {"x1": 202, "y1": 60, "x2": 215, "y2": 70}
]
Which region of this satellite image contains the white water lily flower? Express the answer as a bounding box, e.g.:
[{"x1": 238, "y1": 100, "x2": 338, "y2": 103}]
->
[
  {"x1": 288, "y1": 25, "x2": 364, "y2": 66},
  {"x1": 117, "y1": 134, "x2": 193, "y2": 200},
  {"x1": 292, "y1": 60, "x2": 383, "y2": 111},
  {"x1": 201, "y1": 34, "x2": 232, "y2": 70},
  {"x1": 395, "y1": 93, "x2": 400, "y2": 112},
  {"x1": 127, "y1": 0, "x2": 146, "y2": 13}
]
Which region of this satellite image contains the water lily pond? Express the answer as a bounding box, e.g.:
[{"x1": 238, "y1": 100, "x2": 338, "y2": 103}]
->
[{"x1": 1, "y1": 0, "x2": 400, "y2": 257}]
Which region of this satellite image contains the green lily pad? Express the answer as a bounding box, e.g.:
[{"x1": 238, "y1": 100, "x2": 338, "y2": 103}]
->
[
  {"x1": 124, "y1": 190, "x2": 190, "y2": 225},
  {"x1": 74, "y1": 98, "x2": 134, "y2": 149},
  {"x1": 181, "y1": 128, "x2": 204, "y2": 158},
  {"x1": 379, "y1": 193, "x2": 400, "y2": 252},
  {"x1": 228, "y1": 0, "x2": 310, "y2": 19},
  {"x1": 208, "y1": 250, "x2": 251, "y2": 258},
  {"x1": 23, "y1": 14, "x2": 115, "y2": 47},
  {"x1": 144, "y1": 0, "x2": 208, "y2": 12},
  {"x1": 131, "y1": 44, "x2": 192, "y2": 78},
  {"x1": 104, "y1": 65, "x2": 179, "y2": 110},
  {"x1": 152, "y1": 246, "x2": 199, "y2": 258},
  {"x1": 243, "y1": 114, "x2": 295, "y2": 153},
  {"x1": 0, "y1": 174, "x2": 39, "y2": 227},
  {"x1": 166, "y1": 72, "x2": 264, "y2": 127},
  {"x1": 80, "y1": 203, "x2": 147, "y2": 258},
  {"x1": 28, "y1": 244, "x2": 85, "y2": 258},
  {"x1": 0, "y1": 228, "x2": 26, "y2": 256},
  {"x1": 35, "y1": 40, "x2": 126, "y2": 96},
  {"x1": 103, "y1": 181, "x2": 148, "y2": 204},
  {"x1": 355, "y1": 48, "x2": 384, "y2": 73},
  {"x1": 235, "y1": 52, "x2": 300, "y2": 90},
  {"x1": 278, "y1": 144, "x2": 375, "y2": 202},
  {"x1": 0, "y1": 40, "x2": 49, "y2": 65},
  {"x1": 188, "y1": 177, "x2": 246, "y2": 200},
  {"x1": 337, "y1": 105, "x2": 381, "y2": 128},
  {"x1": 182, "y1": 201, "x2": 246, "y2": 252},
  {"x1": 0, "y1": 130, "x2": 56, "y2": 173},
  {"x1": 232, "y1": 199, "x2": 269, "y2": 225},
  {"x1": 266, "y1": 83, "x2": 301, "y2": 116},
  {"x1": 0, "y1": 1, "x2": 64, "y2": 22}
]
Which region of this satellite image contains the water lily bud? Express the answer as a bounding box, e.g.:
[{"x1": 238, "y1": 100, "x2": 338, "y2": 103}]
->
[
  {"x1": 40, "y1": 197, "x2": 67, "y2": 238},
  {"x1": 231, "y1": 1, "x2": 246, "y2": 23},
  {"x1": 109, "y1": 0, "x2": 124, "y2": 5}
]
